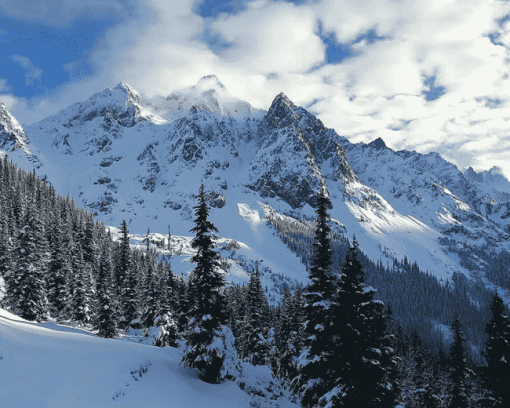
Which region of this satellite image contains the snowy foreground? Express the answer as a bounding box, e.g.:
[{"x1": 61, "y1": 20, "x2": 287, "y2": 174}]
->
[{"x1": 0, "y1": 308, "x2": 297, "y2": 408}]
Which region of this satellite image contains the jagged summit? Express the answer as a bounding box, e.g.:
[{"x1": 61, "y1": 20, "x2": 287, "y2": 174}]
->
[
  {"x1": 264, "y1": 92, "x2": 299, "y2": 129},
  {"x1": 368, "y1": 137, "x2": 387, "y2": 150},
  {"x1": 0, "y1": 103, "x2": 29, "y2": 151}
]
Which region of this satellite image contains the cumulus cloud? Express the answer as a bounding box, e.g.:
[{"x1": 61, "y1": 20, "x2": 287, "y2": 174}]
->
[{"x1": 5, "y1": 0, "x2": 510, "y2": 178}]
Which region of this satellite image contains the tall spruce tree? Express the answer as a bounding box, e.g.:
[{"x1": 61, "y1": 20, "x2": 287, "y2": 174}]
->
[
  {"x1": 448, "y1": 316, "x2": 473, "y2": 408},
  {"x1": 238, "y1": 266, "x2": 270, "y2": 365},
  {"x1": 323, "y1": 238, "x2": 399, "y2": 408},
  {"x1": 480, "y1": 292, "x2": 510, "y2": 407},
  {"x1": 117, "y1": 220, "x2": 138, "y2": 327},
  {"x1": 294, "y1": 188, "x2": 337, "y2": 407},
  {"x1": 95, "y1": 246, "x2": 118, "y2": 338},
  {"x1": 274, "y1": 285, "x2": 302, "y2": 382},
  {"x1": 71, "y1": 252, "x2": 94, "y2": 327},
  {"x1": 140, "y1": 248, "x2": 161, "y2": 328},
  {"x1": 11, "y1": 209, "x2": 50, "y2": 321},
  {"x1": 182, "y1": 184, "x2": 227, "y2": 383}
]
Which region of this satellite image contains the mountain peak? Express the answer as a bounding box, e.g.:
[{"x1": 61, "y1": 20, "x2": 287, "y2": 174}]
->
[
  {"x1": 368, "y1": 137, "x2": 387, "y2": 150},
  {"x1": 264, "y1": 92, "x2": 299, "y2": 129},
  {"x1": 192, "y1": 75, "x2": 227, "y2": 96}
]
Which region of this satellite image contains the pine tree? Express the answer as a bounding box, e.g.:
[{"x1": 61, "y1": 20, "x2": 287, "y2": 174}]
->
[
  {"x1": 71, "y1": 252, "x2": 94, "y2": 327},
  {"x1": 47, "y1": 212, "x2": 73, "y2": 319},
  {"x1": 153, "y1": 313, "x2": 179, "y2": 348},
  {"x1": 11, "y1": 209, "x2": 50, "y2": 321},
  {"x1": 238, "y1": 266, "x2": 270, "y2": 365},
  {"x1": 182, "y1": 184, "x2": 227, "y2": 384},
  {"x1": 294, "y1": 189, "x2": 337, "y2": 407},
  {"x1": 140, "y1": 248, "x2": 161, "y2": 328},
  {"x1": 274, "y1": 285, "x2": 301, "y2": 382},
  {"x1": 117, "y1": 220, "x2": 138, "y2": 327},
  {"x1": 480, "y1": 292, "x2": 510, "y2": 407},
  {"x1": 95, "y1": 246, "x2": 118, "y2": 338},
  {"x1": 415, "y1": 373, "x2": 441, "y2": 408},
  {"x1": 448, "y1": 316, "x2": 473, "y2": 408},
  {"x1": 323, "y1": 238, "x2": 399, "y2": 408},
  {"x1": 0, "y1": 220, "x2": 15, "y2": 308}
]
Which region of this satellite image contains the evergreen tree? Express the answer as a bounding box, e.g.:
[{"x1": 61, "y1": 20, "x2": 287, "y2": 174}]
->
[
  {"x1": 95, "y1": 246, "x2": 118, "y2": 338},
  {"x1": 323, "y1": 238, "x2": 399, "y2": 408},
  {"x1": 175, "y1": 274, "x2": 189, "y2": 334},
  {"x1": 47, "y1": 213, "x2": 73, "y2": 319},
  {"x1": 238, "y1": 266, "x2": 270, "y2": 365},
  {"x1": 71, "y1": 252, "x2": 94, "y2": 327},
  {"x1": 274, "y1": 285, "x2": 301, "y2": 382},
  {"x1": 294, "y1": 189, "x2": 337, "y2": 407},
  {"x1": 153, "y1": 313, "x2": 179, "y2": 348},
  {"x1": 415, "y1": 373, "x2": 441, "y2": 408},
  {"x1": 480, "y1": 292, "x2": 510, "y2": 407},
  {"x1": 182, "y1": 184, "x2": 227, "y2": 384},
  {"x1": 140, "y1": 248, "x2": 161, "y2": 328},
  {"x1": 11, "y1": 209, "x2": 50, "y2": 321},
  {"x1": 0, "y1": 220, "x2": 15, "y2": 308},
  {"x1": 117, "y1": 220, "x2": 138, "y2": 327},
  {"x1": 448, "y1": 316, "x2": 473, "y2": 408}
]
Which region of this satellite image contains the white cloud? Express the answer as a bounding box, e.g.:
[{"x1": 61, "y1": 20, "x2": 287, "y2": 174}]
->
[
  {"x1": 10, "y1": 55, "x2": 43, "y2": 86},
  {"x1": 0, "y1": 0, "x2": 136, "y2": 28},
  {"x1": 6, "y1": 0, "x2": 510, "y2": 178}
]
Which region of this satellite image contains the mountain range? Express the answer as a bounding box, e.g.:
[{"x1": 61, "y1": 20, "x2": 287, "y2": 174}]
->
[{"x1": 1, "y1": 75, "x2": 509, "y2": 301}]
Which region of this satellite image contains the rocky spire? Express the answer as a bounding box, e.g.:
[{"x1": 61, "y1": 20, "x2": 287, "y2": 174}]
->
[{"x1": 264, "y1": 92, "x2": 300, "y2": 129}]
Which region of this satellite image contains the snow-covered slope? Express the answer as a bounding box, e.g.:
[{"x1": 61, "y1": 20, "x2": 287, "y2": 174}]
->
[
  {"x1": 0, "y1": 308, "x2": 297, "y2": 407},
  {"x1": 3, "y1": 76, "x2": 510, "y2": 291}
]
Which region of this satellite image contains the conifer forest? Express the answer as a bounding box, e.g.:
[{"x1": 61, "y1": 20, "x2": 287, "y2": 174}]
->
[{"x1": 1, "y1": 155, "x2": 509, "y2": 408}]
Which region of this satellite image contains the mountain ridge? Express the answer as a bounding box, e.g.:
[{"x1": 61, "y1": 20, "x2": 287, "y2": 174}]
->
[{"x1": 1, "y1": 77, "x2": 510, "y2": 298}]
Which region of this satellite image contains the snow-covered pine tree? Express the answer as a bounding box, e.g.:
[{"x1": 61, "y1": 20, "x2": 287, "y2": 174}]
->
[
  {"x1": 448, "y1": 316, "x2": 473, "y2": 408},
  {"x1": 294, "y1": 188, "x2": 337, "y2": 408},
  {"x1": 322, "y1": 238, "x2": 398, "y2": 408},
  {"x1": 117, "y1": 220, "x2": 139, "y2": 328},
  {"x1": 238, "y1": 266, "x2": 270, "y2": 365},
  {"x1": 47, "y1": 214, "x2": 73, "y2": 320},
  {"x1": 480, "y1": 292, "x2": 510, "y2": 407},
  {"x1": 175, "y1": 274, "x2": 189, "y2": 334},
  {"x1": 153, "y1": 313, "x2": 179, "y2": 348},
  {"x1": 415, "y1": 372, "x2": 441, "y2": 408},
  {"x1": 83, "y1": 217, "x2": 99, "y2": 276},
  {"x1": 274, "y1": 285, "x2": 301, "y2": 382},
  {"x1": 95, "y1": 245, "x2": 118, "y2": 338},
  {"x1": 182, "y1": 184, "x2": 228, "y2": 384},
  {"x1": 11, "y1": 208, "x2": 50, "y2": 321},
  {"x1": 0, "y1": 220, "x2": 15, "y2": 308},
  {"x1": 141, "y1": 247, "x2": 161, "y2": 328},
  {"x1": 71, "y1": 252, "x2": 94, "y2": 327}
]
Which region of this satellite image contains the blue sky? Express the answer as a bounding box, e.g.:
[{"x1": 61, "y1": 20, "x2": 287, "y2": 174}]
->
[{"x1": 1, "y1": 0, "x2": 510, "y2": 177}]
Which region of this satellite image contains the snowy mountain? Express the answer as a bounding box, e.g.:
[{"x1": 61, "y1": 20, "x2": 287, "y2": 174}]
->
[{"x1": 1, "y1": 75, "x2": 510, "y2": 296}]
